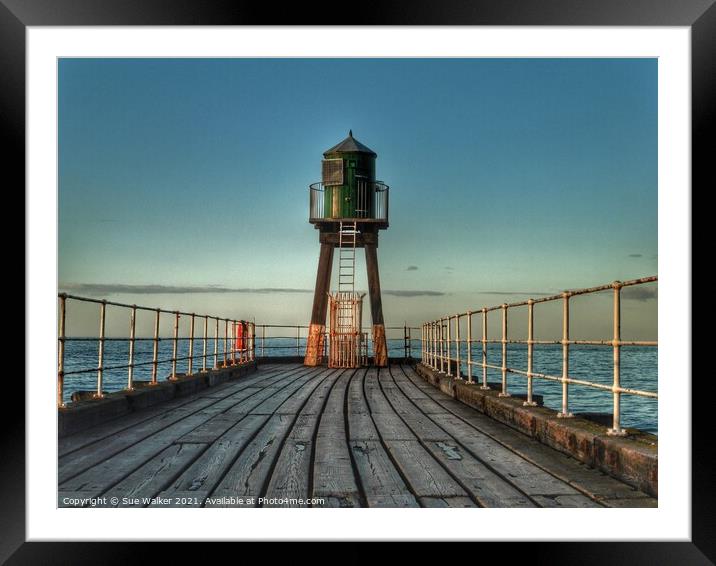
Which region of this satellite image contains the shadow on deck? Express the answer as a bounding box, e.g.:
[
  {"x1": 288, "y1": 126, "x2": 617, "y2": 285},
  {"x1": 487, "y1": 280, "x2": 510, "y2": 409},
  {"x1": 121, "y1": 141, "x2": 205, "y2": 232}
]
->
[{"x1": 58, "y1": 363, "x2": 656, "y2": 508}]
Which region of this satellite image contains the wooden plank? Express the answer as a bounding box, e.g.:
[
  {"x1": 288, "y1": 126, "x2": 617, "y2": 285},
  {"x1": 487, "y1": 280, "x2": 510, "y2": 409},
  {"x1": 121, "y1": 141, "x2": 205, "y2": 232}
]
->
[
  {"x1": 59, "y1": 408, "x2": 236, "y2": 494},
  {"x1": 364, "y1": 368, "x2": 393, "y2": 413},
  {"x1": 150, "y1": 370, "x2": 325, "y2": 507},
  {"x1": 370, "y1": 412, "x2": 414, "y2": 441},
  {"x1": 419, "y1": 439, "x2": 535, "y2": 508},
  {"x1": 429, "y1": 413, "x2": 590, "y2": 500},
  {"x1": 258, "y1": 369, "x2": 344, "y2": 506},
  {"x1": 346, "y1": 369, "x2": 380, "y2": 441},
  {"x1": 288, "y1": 370, "x2": 341, "y2": 442},
  {"x1": 274, "y1": 368, "x2": 336, "y2": 415},
  {"x1": 59, "y1": 399, "x2": 219, "y2": 483},
  {"x1": 262, "y1": 439, "x2": 313, "y2": 507},
  {"x1": 419, "y1": 496, "x2": 477, "y2": 508},
  {"x1": 247, "y1": 368, "x2": 323, "y2": 414},
  {"x1": 152, "y1": 414, "x2": 270, "y2": 507},
  {"x1": 394, "y1": 367, "x2": 592, "y2": 506},
  {"x1": 531, "y1": 494, "x2": 603, "y2": 508},
  {"x1": 206, "y1": 414, "x2": 296, "y2": 507},
  {"x1": 58, "y1": 363, "x2": 301, "y2": 460},
  {"x1": 101, "y1": 443, "x2": 209, "y2": 507},
  {"x1": 312, "y1": 435, "x2": 361, "y2": 507},
  {"x1": 349, "y1": 440, "x2": 418, "y2": 508},
  {"x1": 59, "y1": 368, "x2": 311, "y2": 489},
  {"x1": 384, "y1": 440, "x2": 467, "y2": 498},
  {"x1": 312, "y1": 370, "x2": 361, "y2": 506},
  {"x1": 285, "y1": 369, "x2": 341, "y2": 417},
  {"x1": 399, "y1": 365, "x2": 647, "y2": 505}
]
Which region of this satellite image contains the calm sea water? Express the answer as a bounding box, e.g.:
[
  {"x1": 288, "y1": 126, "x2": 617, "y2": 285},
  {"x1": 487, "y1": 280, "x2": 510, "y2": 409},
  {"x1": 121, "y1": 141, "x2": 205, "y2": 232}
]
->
[{"x1": 62, "y1": 339, "x2": 657, "y2": 434}]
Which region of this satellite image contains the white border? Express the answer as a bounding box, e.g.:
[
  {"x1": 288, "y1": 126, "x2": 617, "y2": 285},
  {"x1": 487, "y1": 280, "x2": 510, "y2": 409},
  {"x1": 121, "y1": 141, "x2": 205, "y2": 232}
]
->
[{"x1": 27, "y1": 27, "x2": 691, "y2": 541}]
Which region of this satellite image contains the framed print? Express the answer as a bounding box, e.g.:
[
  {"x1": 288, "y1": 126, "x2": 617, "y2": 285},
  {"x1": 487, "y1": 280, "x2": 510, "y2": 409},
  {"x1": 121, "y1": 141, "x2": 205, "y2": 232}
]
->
[{"x1": 6, "y1": 0, "x2": 710, "y2": 561}]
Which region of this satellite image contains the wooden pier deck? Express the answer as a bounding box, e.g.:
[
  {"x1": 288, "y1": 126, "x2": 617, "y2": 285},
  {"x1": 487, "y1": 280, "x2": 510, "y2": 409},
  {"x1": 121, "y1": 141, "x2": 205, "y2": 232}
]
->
[{"x1": 58, "y1": 363, "x2": 656, "y2": 508}]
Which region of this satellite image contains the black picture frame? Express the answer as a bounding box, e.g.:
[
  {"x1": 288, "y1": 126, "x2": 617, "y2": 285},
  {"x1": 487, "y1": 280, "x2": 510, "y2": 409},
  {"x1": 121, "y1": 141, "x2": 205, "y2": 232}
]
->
[{"x1": 6, "y1": 0, "x2": 708, "y2": 562}]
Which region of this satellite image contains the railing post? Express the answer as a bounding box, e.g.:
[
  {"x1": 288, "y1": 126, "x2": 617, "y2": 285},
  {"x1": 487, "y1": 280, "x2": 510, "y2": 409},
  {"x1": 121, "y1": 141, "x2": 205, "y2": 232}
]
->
[
  {"x1": 428, "y1": 322, "x2": 432, "y2": 368},
  {"x1": 214, "y1": 317, "x2": 219, "y2": 369},
  {"x1": 558, "y1": 292, "x2": 574, "y2": 418},
  {"x1": 170, "y1": 311, "x2": 179, "y2": 380},
  {"x1": 232, "y1": 321, "x2": 237, "y2": 365},
  {"x1": 202, "y1": 316, "x2": 208, "y2": 372},
  {"x1": 297, "y1": 325, "x2": 300, "y2": 356},
  {"x1": 188, "y1": 313, "x2": 195, "y2": 375},
  {"x1": 466, "y1": 311, "x2": 473, "y2": 384},
  {"x1": 524, "y1": 299, "x2": 537, "y2": 406},
  {"x1": 431, "y1": 322, "x2": 435, "y2": 368},
  {"x1": 251, "y1": 322, "x2": 256, "y2": 362},
  {"x1": 480, "y1": 308, "x2": 489, "y2": 390},
  {"x1": 404, "y1": 322, "x2": 408, "y2": 361},
  {"x1": 446, "y1": 315, "x2": 452, "y2": 376},
  {"x1": 438, "y1": 318, "x2": 445, "y2": 373},
  {"x1": 151, "y1": 308, "x2": 160, "y2": 385},
  {"x1": 96, "y1": 300, "x2": 106, "y2": 398},
  {"x1": 223, "y1": 319, "x2": 228, "y2": 367},
  {"x1": 57, "y1": 294, "x2": 67, "y2": 408},
  {"x1": 499, "y1": 304, "x2": 510, "y2": 397},
  {"x1": 608, "y1": 282, "x2": 627, "y2": 435},
  {"x1": 127, "y1": 305, "x2": 137, "y2": 390},
  {"x1": 261, "y1": 325, "x2": 265, "y2": 358},
  {"x1": 454, "y1": 315, "x2": 461, "y2": 379}
]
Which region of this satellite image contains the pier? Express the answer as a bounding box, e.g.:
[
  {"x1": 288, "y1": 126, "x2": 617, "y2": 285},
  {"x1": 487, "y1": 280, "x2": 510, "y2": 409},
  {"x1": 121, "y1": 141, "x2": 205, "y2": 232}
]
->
[
  {"x1": 58, "y1": 362, "x2": 656, "y2": 508},
  {"x1": 56, "y1": 133, "x2": 658, "y2": 508}
]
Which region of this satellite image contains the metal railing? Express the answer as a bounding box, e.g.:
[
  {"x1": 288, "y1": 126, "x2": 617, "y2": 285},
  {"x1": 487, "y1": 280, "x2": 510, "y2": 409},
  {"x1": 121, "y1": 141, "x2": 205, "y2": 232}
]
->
[
  {"x1": 309, "y1": 180, "x2": 389, "y2": 223},
  {"x1": 420, "y1": 276, "x2": 657, "y2": 436},
  {"x1": 57, "y1": 294, "x2": 255, "y2": 408},
  {"x1": 254, "y1": 323, "x2": 420, "y2": 359}
]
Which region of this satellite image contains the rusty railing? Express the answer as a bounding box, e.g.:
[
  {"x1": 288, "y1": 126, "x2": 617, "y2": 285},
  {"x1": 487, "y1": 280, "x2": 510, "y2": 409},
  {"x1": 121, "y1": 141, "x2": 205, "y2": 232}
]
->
[
  {"x1": 254, "y1": 323, "x2": 419, "y2": 360},
  {"x1": 57, "y1": 294, "x2": 255, "y2": 408},
  {"x1": 420, "y1": 276, "x2": 657, "y2": 436}
]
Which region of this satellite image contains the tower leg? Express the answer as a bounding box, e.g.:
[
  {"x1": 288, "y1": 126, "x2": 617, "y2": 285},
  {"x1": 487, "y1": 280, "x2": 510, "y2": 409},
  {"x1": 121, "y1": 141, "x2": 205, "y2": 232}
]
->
[
  {"x1": 305, "y1": 243, "x2": 334, "y2": 366},
  {"x1": 365, "y1": 242, "x2": 388, "y2": 367}
]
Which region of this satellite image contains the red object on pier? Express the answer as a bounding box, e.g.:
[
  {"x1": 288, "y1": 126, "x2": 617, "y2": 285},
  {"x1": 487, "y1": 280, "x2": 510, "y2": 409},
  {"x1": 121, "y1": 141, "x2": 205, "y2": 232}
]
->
[{"x1": 235, "y1": 321, "x2": 245, "y2": 350}]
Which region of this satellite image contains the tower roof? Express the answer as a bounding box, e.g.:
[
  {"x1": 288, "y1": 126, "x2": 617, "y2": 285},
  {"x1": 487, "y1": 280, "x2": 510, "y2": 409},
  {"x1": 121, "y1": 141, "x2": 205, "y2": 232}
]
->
[{"x1": 323, "y1": 130, "x2": 377, "y2": 157}]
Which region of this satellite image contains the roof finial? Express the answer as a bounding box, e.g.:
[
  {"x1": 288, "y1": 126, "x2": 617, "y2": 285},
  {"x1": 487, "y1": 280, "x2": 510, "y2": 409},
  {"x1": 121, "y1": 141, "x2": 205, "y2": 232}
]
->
[{"x1": 349, "y1": 129, "x2": 353, "y2": 137}]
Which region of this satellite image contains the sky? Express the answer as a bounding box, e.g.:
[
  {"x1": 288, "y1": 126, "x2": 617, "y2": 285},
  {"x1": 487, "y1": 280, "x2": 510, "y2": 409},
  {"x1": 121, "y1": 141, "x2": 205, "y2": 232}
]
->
[{"x1": 58, "y1": 58, "x2": 657, "y2": 339}]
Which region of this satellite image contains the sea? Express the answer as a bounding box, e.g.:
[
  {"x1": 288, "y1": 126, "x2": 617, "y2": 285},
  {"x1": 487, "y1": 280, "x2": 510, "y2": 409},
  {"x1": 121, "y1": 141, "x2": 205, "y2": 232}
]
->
[{"x1": 61, "y1": 339, "x2": 657, "y2": 434}]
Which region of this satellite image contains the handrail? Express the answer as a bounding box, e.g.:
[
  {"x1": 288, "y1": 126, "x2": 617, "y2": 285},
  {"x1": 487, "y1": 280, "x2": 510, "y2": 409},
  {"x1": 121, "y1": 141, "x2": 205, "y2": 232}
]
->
[
  {"x1": 57, "y1": 293, "x2": 255, "y2": 408},
  {"x1": 420, "y1": 276, "x2": 657, "y2": 436},
  {"x1": 57, "y1": 294, "x2": 420, "y2": 407}
]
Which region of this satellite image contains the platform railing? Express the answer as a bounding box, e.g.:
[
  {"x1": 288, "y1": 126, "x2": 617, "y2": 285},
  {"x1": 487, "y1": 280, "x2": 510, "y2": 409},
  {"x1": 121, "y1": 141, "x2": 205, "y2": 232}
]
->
[
  {"x1": 57, "y1": 294, "x2": 255, "y2": 408},
  {"x1": 309, "y1": 180, "x2": 389, "y2": 223},
  {"x1": 420, "y1": 276, "x2": 657, "y2": 436}
]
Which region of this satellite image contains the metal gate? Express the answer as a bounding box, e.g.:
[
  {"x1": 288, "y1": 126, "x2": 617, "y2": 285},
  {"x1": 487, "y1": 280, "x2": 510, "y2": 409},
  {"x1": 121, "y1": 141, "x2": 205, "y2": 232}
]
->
[{"x1": 328, "y1": 291, "x2": 367, "y2": 368}]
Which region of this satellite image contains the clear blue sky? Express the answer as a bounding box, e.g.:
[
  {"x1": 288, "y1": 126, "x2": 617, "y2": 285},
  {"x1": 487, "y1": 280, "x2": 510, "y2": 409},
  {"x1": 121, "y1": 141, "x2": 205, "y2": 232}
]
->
[{"x1": 59, "y1": 58, "x2": 657, "y2": 338}]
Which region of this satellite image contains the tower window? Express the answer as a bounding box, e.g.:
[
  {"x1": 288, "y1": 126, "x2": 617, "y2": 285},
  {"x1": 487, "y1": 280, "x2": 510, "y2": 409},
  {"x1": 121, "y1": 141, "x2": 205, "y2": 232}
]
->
[{"x1": 322, "y1": 159, "x2": 344, "y2": 185}]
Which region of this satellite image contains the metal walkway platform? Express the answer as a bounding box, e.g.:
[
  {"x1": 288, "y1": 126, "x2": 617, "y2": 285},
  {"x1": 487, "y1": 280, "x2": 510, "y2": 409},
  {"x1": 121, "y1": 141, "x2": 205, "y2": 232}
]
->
[{"x1": 58, "y1": 363, "x2": 656, "y2": 508}]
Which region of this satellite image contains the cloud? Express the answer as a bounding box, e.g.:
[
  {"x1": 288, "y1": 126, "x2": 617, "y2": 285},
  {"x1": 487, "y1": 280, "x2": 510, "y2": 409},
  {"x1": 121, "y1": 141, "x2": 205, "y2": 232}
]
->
[
  {"x1": 444, "y1": 266, "x2": 454, "y2": 271},
  {"x1": 60, "y1": 283, "x2": 313, "y2": 295},
  {"x1": 383, "y1": 290, "x2": 445, "y2": 297},
  {"x1": 622, "y1": 286, "x2": 658, "y2": 302},
  {"x1": 59, "y1": 283, "x2": 446, "y2": 298},
  {"x1": 406, "y1": 266, "x2": 419, "y2": 271},
  {"x1": 478, "y1": 291, "x2": 556, "y2": 296},
  {"x1": 628, "y1": 254, "x2": 643, "y2": 258}
]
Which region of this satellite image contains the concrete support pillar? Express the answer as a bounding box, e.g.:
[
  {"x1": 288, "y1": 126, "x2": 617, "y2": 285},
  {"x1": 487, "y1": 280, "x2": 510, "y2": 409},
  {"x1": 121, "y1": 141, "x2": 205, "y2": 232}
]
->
[
  {"x1": 365, "y1": 242, "x2": 387, "y2": 367},
  {"x1": 304, "y1": 243, "x2": 334, "y2": 366}
]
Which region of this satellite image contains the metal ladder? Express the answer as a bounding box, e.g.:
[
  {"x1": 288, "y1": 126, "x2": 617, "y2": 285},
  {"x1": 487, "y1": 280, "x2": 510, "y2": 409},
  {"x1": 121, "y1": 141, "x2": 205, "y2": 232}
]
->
[
  {"x1": 338, "y1": 221, "x2": 357, "y2": 293},
  {"x1": 336, "y1": 221, "x2": 358, "y2": 343}
]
